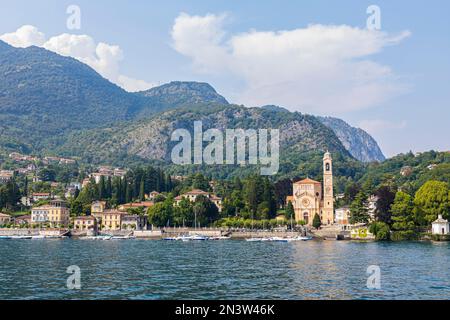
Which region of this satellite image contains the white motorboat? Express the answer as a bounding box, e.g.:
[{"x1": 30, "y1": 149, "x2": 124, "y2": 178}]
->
[
  {"x1": 245, "y1": 238, "x2": 263, "y2": 242},
  {"x1": 270, "y1": 237, "x2": 289, "y2": 243},
  {"x1": 9, "y1": 235, "x2": 32, "y2": 239},
  {"x1": 210, "y1": 236, "x2": 231, "y2": 240},
  {"x1": 31, "y1": 235, "x2": 46, "y2": 239},
  {"x1": 81, "y1": 235, "x2": 112, "y2": 240},
  {"x1": 111, "y1": 235, "x2": 135, "y2": 240},
  {"x1": 286, "y1": 236, "x2": 313, "y2": 242},
  {"x1": 181, "y1": 235, "x2": 209, "y2": 241}
]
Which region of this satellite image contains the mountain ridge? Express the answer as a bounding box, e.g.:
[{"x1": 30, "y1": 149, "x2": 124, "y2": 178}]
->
[{"x1": 0, "y1": 40, "x2": 385, "y2": 169}]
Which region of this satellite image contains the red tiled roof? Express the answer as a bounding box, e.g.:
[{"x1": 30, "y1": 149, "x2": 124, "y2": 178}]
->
[
  {"x1": 74, "y1": 216, "x2": 95, "y2": 221},
  {"x1": 294, "y1": 178, "x2": 321, "y2": 185}
]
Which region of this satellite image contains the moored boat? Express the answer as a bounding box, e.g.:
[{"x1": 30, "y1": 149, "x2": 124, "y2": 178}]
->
[{"x1": 9, "y1": 235, "x2": 32, "y2": 239}]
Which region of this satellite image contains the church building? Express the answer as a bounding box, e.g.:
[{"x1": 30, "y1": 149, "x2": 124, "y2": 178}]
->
[{"x1": 287, "y1": 152, "x2": 334, "y2": 226}]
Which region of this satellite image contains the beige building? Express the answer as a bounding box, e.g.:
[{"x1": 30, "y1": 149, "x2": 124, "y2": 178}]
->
[
  {"x1": 0, "y1": 213, "x2": 11, "y2": 225},
  {"x1": 174, "y1": 189, "x2": 222, "y2": 212},
  {"x1": 31, "y1": 200, "x2": 70, "y2": 227},
  {"x1": 288, "y1": 152, "x2": 334, "y2": 226},
  {"x1": 73, "y1": 216, "x2": 97, "y2": 231}
]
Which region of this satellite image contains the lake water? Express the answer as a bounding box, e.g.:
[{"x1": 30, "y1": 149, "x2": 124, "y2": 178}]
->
[{"x1": 0, "y1": 239, "x2": 449, "y2": 300}]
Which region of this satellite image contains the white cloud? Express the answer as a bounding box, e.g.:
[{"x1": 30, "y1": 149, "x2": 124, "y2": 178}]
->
[
  {"x1": 171, "y1": 13, "x2": 411, "y2": 114},
  {"x1": 0, "y1": 25, "x2": 46, "y2": 48},
  {"x1": 358, "y1": 119, "x2": 407, "y2": 135},
  {"x1": 0, "y1": 26, "x2": 154, "y2": 92}
]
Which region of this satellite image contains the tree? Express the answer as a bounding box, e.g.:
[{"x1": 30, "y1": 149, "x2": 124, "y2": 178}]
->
[
  {"x1": 285, "y1": 201, "x2": 295, "y2": 220},
  {"x1": 98, "y1": 176, "x2": 106, "y2": 200},
  {"x1": 312, "y1": 213, "x2": 321, "y2": 229},
  {"x1": 70, "y1": 199, "x2": 83, "y2": 217},
  {"x1": 147, "y1": 200, "x2": 172, "y2": 227},
  {"x1": 349, "y1": 191, "x2": 370, "y2": 224},
  {"x1": 414, "y1": 180, "x2": 450, "y2": 225},
  {"x1": 391, "y1": 191, "x2": 416, "y2": 240},
  {"x1": 173, "y1": 198, "x2": 193, "y2": 227},
  {"x1": 193, "y1": 195, "x2": 219, "y2": 227},
  {"x1": 369, "y1": 222, "x2": 390, "y2": 241},
  {"x1": 139, "y1": 177, "x2": 145, "y2": 201},
  {"x1": 39, "y1": 168, "x2": 56, "y2": 182},
  {"x1": 375, "y1": 185, "x2": 396, "y2": 225},
  {"x1": 344, "y1": 182, "x2": 361, "y2": 204}
]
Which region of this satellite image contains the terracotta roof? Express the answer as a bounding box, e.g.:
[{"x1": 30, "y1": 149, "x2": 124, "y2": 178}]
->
[
  {"x1": 286, "y1": 196, "x2": 294, "y2": 202},
  {"x1": 294, "y1": 178, "x2": 321, "y2": 185},
  {"x1": 0, "y1": 213, "x2": 11, "y2": 218},
  {"x1": 74, "y1": 216, "x2": 95, "y2": 221},
  {"x1": 120, "y1": 201, "x2": 154, "y2": 208},
  {"x1": 15, "y1": 215, "x2": 31, "y2": 220},
  {"x1": 32, "y1": 193, "x2": 50, "y2": 196},
  {"x1": 101, "y1": 210, "x2": 125, "y2": 215},
  {"x1": 32, "y1": 205, "x2": 53, "y2": 210},
  {"x1": 186, "y1": 189, "x2": 209, "y2": 195}
]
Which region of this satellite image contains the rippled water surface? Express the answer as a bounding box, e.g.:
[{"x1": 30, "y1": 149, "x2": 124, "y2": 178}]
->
[{"x1": 0, "y1": 239, "x2": 449, "y2": 300}]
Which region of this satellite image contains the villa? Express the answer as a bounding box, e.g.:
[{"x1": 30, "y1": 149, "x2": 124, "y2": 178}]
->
[
  {"x1": 121, "y1": 214, "x2": 148, "y2": 231},
  {"x1": 96, "y1": 210, "x2": 125, "y2": 231},
  {"x1": 73, "y1": 216, "x2": 97, "y2": 231},
  {"x1": 0, "y1": 213, "x2": 11, "y2": 225},
  {"x1": 31, "y1": 200, "x2": 70, "y2": 228},
  {"x1": 174, "y1": 189, "x2": 222, "y2": 212},
  {"x1": 0, "y1": 170, "x2": 14, "y2": 183}
]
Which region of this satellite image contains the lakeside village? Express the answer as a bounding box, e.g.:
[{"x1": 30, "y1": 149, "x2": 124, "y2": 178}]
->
[{"x1": 0, "y1": 151, "x2": 450, "y2": 242}]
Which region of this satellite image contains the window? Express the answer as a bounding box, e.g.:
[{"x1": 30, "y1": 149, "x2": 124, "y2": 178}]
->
[{"x1": 326, "y1": 163, "x2": 330, "y2": 171}]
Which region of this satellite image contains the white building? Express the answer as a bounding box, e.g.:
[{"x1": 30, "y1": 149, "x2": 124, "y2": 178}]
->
[
  {"x1": 335, "y1": 206, "x2": 350, "y2": 225},
  {"x1": 432, "y1": 215, "x2": 450, "y2": 235}
]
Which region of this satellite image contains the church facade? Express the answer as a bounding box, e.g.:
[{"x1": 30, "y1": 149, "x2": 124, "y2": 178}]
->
[{"x1": 287, "y1": 152, "x2": 334, "y2": 226}]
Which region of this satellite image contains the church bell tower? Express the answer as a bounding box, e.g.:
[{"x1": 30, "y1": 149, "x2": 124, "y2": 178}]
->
[{"x1": 322, "y1": 151, "x2": 334, "y2": 225}]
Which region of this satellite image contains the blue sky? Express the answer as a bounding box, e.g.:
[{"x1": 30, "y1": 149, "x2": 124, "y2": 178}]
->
[{"x1": 0, "y1": 0, "x2": 449, "y2": 157}]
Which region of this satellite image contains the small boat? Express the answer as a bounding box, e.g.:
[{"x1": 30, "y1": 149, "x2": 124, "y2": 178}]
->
[
  {"x1": 286, "y1": 236, "x2": 313, "y2": 242},
  {"x1": 210, "y1": 236, "x2": 231, "y2": 240},
  {"x1": 270, "y1": 237, "x2": 289, "y2": 243},
  {"x1": 162, "y1": 237, "x2": 178, "y2": 241},
  {"x1": 97, "y1": 235, "x2": 113, "y2": 240},
  {"x1": 81, "y1": 235, "x2": 112, "y2": 240},
  {"x1": 111, "y1": 235, "x2": 135, "y2": 240},
  {"x1": 245, "y1": 238, "x2": 263, "y2": 242},
  {"x1": 31, "y1": 235, "x2": 46, "y2": 239},
  {"x1": 9, "y1": 235, "x2": 32, "y2": 239},
  {"x1": 180, "y1": 235, "x2": 209, "y2": 241}
]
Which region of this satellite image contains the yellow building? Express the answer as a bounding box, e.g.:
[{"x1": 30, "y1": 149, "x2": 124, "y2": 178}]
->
[
  {"x1": 91, "y1": 200, "x2": 107, "y2": 215},
  {"x1": 96, "y1": 210, "x2": 124, "y2": 231},
  {"x1": 288, "y1": 152, "x2": 334, "y2": 226},
  {"x1": 31, "y1": 200, "x2": 70, "y2": 228},
  {"x1": 73, "y1": 216, "x2": 97, "y2": 231}
]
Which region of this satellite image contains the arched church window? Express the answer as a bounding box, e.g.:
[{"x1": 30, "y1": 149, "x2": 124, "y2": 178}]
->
[{"x1": 326, "y1": 163, "x2": 330, "y2": 171}]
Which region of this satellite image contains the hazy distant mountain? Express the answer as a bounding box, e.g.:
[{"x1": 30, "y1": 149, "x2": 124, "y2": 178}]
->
[
  {"x1": 318, "y1": 116, "x2": 385, "y2": 162},
  {"x1": 258, "y1": 105, "x2": 385, "y2": 162}
]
